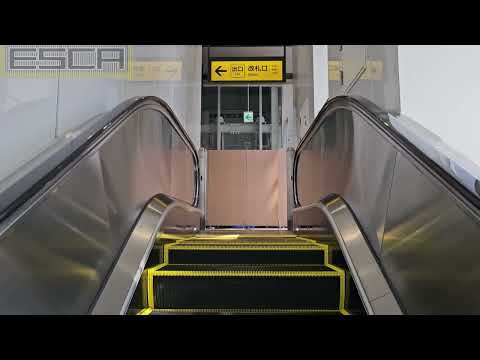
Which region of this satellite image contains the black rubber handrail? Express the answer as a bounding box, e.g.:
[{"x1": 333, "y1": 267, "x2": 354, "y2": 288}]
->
[
  {"x1": 0, "y1": 96, "x2": 200, "y2": 225},
  {"x1": 293, "y1": 95, "x2": 480, "y2": 215}
]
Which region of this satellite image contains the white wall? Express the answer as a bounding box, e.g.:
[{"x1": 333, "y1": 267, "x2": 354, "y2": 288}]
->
[
  {"x1": 58, "y1": 45, "x2": 202, "y2": 148},
  {"x1": 292, "y1": 45, "x2": 329, "y2": 143},
  {"x1": 292, "y1": 46, "x2": 314, "y2": 141},
  {"x1": 398, "y1": 45, "x2": 480, "y2": 168},
  {"x1": 281, "y1": 84, "x2": 296, "y2": 149},
  {"x1": 0, "y1": 78, "x2": 58, "y2": 182},
  {"x1": 0, "y1": 45, "x2": 202, "y2": 184},
  {"x1": 312, "y1": 45, "x2": 329, "y2": 116}
]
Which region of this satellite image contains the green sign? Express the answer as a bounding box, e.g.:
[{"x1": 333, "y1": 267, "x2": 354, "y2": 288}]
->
[{"x1": 243, "y1": 111, "x2": 254, "y2": 123}]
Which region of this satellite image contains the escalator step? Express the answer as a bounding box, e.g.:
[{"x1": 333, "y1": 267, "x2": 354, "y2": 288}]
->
[
  {"x1": 153, "y1": 274, "x2": 342, "y2": 310},
  {"x1": 149, "y1": 308, "x2": 345, "y2": 315},
  {"x1": 176, "y1": 237, "x2": 314, "y2": 245},
  {"x1": 330, "y1": 247, "x2": 347, "y2": 268},
  {"x1": 157, "y1": 264, "x2": 333, "y2": 272},
  {"x1": 135, "y1": 233, "x2": 355, "y2": 314},
  {"x1": 176, "y1": 240, "x2": 314, "y2": 246},
  {"x1": 167, "y1": 247, "x2": 326, "y2": 265}
]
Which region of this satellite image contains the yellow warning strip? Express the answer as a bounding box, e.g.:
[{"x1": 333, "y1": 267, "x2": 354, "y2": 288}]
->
[
  {"x1": 325, "y1": 263, "x2": 346, "y2": 313},
  {"x1": 190, "y1": 234, "x2": 240, "y2": 240},
  {"x1": 153, "y1": 308, "x2": 343, "y2": 314},
  {"x1": 174, "y1": 238, "x2": 315, "y2": 244},
  {"x1": 156, "y1": 232, "x2": 194, "y2": 241},
  {"x1": 296, "y1": 234, "x2": 336, "y2": 239},
  {"x1": 152, "y1": 269, "x2": 342, "y2": 278},
  {"x1": 295, "y1": 236, "x2": 325, "y2": 245},
  {"x1": 238, "y1": 234, "x2": 298, "y2": 238},
  {"x1": 136, "y1": 308, "x2": 153, "y2": 315},
  {"x1": 179, "y1": 236, "x2": 312, "y2": 240},
  {"x1": 172, "y1": 242, "x2": 316, "y2": 247},
  {"x1": 141, "y1": 240, "x2": 186, "y2": 308},
  {"x1": 143, "y1": 233, "x2": 349, "y2": 315},
  {"x1": 171, "y1": 238, "x2": 328, "y2": 249},
  {"x1": 140, "y1": 271, "x2": 148, "y2": 307},
  {"x1": 147, "y1": 267, "x2": 156, "y2": 309},
  {"x1": 168, "y1": 245, "x2": 326, "y2": 251}
]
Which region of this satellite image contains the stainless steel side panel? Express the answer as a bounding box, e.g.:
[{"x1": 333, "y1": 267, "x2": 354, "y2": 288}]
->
[
  {"x1": 0, "y1": 103, "x2": 197, "y2": 314},
  {"x1": 342, "y1": 112, "x2": 397, "y2": 254},
  {"x1": 292, "y1": 198, "x2": 402, "y2": 315},
  {"x1": 296, "y1": 109, "x2": 396, "y2": 254},
  {"x1": 295, "y1": 98, "x2": 480, "y2": 314},
  {"x1": 0, "y1": 153, "x2": 113, "y2": 314},
  {"x1": 382, "y1": 152, "x2": 480, "y2": 314},
  {"x1": 91, "y1": 195, "x2": 202, "y2": 315}
]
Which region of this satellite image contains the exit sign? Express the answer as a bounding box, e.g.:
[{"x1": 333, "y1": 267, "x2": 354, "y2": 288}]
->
[
  {"x1": 209, "y1": 58, "x2": 285, "y2": 82},
  {"x1": 243, "y1": 111, "x2": 254, "y2": 123}
]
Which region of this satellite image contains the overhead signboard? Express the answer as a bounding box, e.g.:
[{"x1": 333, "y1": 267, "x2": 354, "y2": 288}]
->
[{"x1": 209, "y1": 58, "x2": 285, "y2": 82}]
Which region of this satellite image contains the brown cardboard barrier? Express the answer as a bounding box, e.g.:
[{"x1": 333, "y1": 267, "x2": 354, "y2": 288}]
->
[{"x1": 207, "y1": 150, "x2": 287, "y2": 227}]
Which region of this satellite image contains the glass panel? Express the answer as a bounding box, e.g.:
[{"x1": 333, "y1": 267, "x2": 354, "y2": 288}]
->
[
  {"x1": 261, "y1": 86, "x2": 271, "y2": 123},
  {"x1": 221, "y1": 87, "x2": 249, "y2": 123},
  {"x1": 201, "y1": 85, "x2": 283, "y2": 150},
  {"x1": 201, "y1": 86, "x2": 218, "y2": 150},
  {"x1": 296, "y1": 109, "x2": 354, "y2": 206},
  {"x1": 171, "y1": 112, "x2": 196, "y2": 203},
  {"x1": 220, "y1": 86, "x2": 258, "y2": 150},
  {"x1": 0, "y1": 107, "x2": 196, "y2": 313},
  {"x1": 262, "y1": 86, "x2": 283, "y2": 150}
]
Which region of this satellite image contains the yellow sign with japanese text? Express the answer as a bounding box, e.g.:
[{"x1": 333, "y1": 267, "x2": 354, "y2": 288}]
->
[{"x1": 210, "y1": 60, "x2": 284, "y2": 82}]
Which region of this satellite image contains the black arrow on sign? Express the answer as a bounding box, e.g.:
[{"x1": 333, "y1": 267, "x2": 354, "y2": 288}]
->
[{"x1": 215, "y1": 66, "x2": 227, "y2": 77}]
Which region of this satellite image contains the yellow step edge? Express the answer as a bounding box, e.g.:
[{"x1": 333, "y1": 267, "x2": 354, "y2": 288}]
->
[
  {"x1": 190, "y1": 234, "x2": 240, "y2": 240},
  {"x1": 167, "y1": 246, "x2": 326, "y2": 251},
  {"x1": 141, "y1": 235, "x2": 348, "y2": 314},
  {"x1": 147, "y1": 268, "x2": 156, "y2": 308},
  {"x1": 152, "y1": 270, "x2": 343, "y2": 278},
  {"x1": 325, "y1": 263, "x2": 346, "y2": 313},
  {"x1": 152, "y1": 308, "x2": 344, "y2": 314},
  {"x1": 238, "y1": 234, "x2": 298, "y2": 238},
  {"x1": 295, "y1": 236, "x2": 326, "y2": 244},
  {"x1": 156, "y1": 233, "x2": 193, "y2": 241},
  {"x1": 174, "y1": 239, "x2": 316, "y2": 244},
  {"x1": 136, "y1": 308, "x2": 153, "y2": 315},
  {"x1": 177, "y1": 238, "x2": 313, "y2": 242},
  {"x1": 167, "y1": 263, "x2": 335, "y2": 266},
  {"x1": 170, "y1": 242, "x2": 316, "y2": 247}
]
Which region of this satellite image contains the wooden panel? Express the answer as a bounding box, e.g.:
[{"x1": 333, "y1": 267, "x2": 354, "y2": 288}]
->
[
  {"x1": 245, "y1": 151, "x2": 279, "y2": 226},
  {"x1": 207, "y1": 150, "x2": 246, "y2": 225},
  {"x1": 170, "y1": 148, "x2": 195, "y2": 203},
  {"x1": 207, "y1": 150, "x2": 288, "y2": 227},
  {"x1": 277, "y1": 150, "x2": 288, "y2": 227}
]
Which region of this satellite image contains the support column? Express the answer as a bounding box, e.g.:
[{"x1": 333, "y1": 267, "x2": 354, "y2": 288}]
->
[
  {"x1": 271, "y1": 86, "x2": 279, "y2": 149},
  {"x1": 217, "y1": 86, "x2": 222, "y2": 150},
  {"x1": 259, "y1": 86, "x2": 263, "y2": 150}
]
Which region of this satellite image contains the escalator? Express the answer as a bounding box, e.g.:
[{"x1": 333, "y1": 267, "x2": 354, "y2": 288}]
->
[
  {"x1": 293, "y1": 96, "x2": 480, "y2": 314},
  {"x1": 0, "y1": 96, "x2": 203, "y2": 314},
  {"x1": 1, "y1": 94, "x2": 479, "y2": 314},
  {"x1": 127, "y1": 232, "x2": 363, "y2": 315}
]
